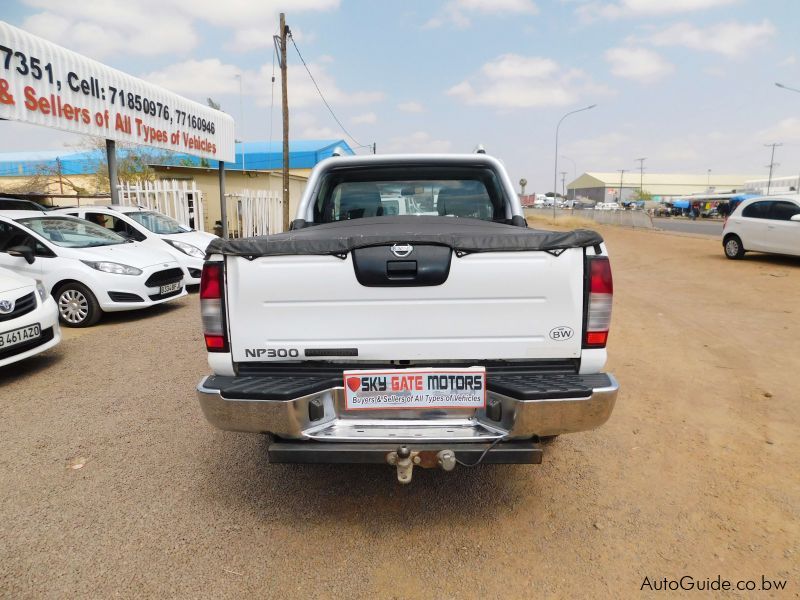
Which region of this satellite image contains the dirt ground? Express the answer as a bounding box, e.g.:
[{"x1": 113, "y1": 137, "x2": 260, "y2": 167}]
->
[{"x1": 1, "y1": 226, "x2": 798, "y2": 598}]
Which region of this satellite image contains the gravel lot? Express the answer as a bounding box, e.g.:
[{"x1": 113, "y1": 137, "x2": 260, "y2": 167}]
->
[{"x1": 1, "y1": 226, "x2": 798, "y2": 598}]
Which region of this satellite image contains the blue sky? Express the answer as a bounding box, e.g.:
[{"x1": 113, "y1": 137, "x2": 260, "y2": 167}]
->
[{"x1": 2, "y1": 0, "x2": 800, "y2": 192}]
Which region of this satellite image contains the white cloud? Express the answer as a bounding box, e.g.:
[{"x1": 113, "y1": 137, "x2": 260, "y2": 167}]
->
[
  {"x1": 757, "y1": 118, "x2": 800, "y2": 144},
  {"x1": 650, "y1": 20, "x2": 776, "y2": 57},
  {"x1": 397, "y1": 101, "x2": 424, "y2": 113},
  {"x1": 22, "y1": 1, "x2": 198, "y2": 59},
  {"x1": 141, "y1": 58, "x2": 383, "y2": 110},
  {"x1": 604, "y1": 47, "x2": 674, "y2": 83},
  {"x1": 21, "y1": 0, "x2": 339, "y2": 59},
  {"x1": 141, "y1": 59, "x2": 242, "y2": 95},
  {"x1": 577, "y1": 0, "x2": 736, "y2": 21},
  {"x1": 352, "y1": 112, "x2": 377, "y2": 125},
  {"x1": 448, "y1": 53, "x2": 606, "y2": 109},
  {"x1": 385, "y1": 131, "x2": 452, "y2": 153},
  {"x1": 226, "y1": 25, "x2": 316, "y2": 53},
  {"x1": 425, "y1": 0, "x2": 537, "y2": 28},
  {"x1": 171, "y1": 0, "x2": 339, "y2": 29}
]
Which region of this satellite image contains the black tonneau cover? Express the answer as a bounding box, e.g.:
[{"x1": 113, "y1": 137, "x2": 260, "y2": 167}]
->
[{"x1": 207, "y1": 216, "x2": 603, "y2": 258}]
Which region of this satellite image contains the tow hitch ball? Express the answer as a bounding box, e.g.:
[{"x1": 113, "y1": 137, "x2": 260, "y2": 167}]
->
[{"x1": 386, "y1": 446, "x2": 457, "y2": 484}]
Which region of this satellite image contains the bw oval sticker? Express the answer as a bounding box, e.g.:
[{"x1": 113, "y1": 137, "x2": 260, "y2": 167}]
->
[{"x1": 549, "y1": 326, "x2": 574, "y2": 341}]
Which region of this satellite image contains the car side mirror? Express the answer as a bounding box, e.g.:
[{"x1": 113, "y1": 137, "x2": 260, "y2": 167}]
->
[
  {"x1": 7, "y1": 245, "x2": 35, "y2": 264},
  {"x1": 790, "y1": 214, "x2": 800, "y2": 222}
]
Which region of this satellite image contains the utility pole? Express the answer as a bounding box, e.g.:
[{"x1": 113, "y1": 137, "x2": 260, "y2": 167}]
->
[
  {"x1": 560, "y1": 171, "x2": 567, "y2": 199},
  {"x1": 280, "y1": 12, "x2": 290, "y2": 232},
  {"x1": 635, "y1": 157, "x2": 646, "y2": 197},
  {"x1": 764, "y1": 142, "x2": 782, "y2": 196},
  {"x1": 372, "y1": 142, "x2": 376, "y2": 155},
  {"x1": 617, "y1": 169, "x2": 626, "y2": 204}
]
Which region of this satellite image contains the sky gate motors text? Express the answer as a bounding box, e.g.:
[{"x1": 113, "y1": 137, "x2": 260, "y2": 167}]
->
[{"x1": 355, "y1": 374, "x2": 485, "y2": 393}]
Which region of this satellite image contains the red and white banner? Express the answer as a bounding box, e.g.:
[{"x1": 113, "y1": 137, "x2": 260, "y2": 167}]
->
[{"x1": 0, "y1": 21, "x2": 235, "y2": 161}]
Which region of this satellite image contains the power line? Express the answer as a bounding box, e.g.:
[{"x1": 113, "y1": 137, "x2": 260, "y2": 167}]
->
[{"x1": 288, "y1": 32, "x2": 364, "y2": 148}]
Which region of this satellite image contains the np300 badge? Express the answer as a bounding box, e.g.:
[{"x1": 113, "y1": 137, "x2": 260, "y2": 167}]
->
[{"x1": 391, "y1": 243, "x2": 413, "y2": 258}]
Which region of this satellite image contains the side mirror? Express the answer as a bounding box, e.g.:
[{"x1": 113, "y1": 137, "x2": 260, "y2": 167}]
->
[
  {"x1": 8, "y1": 245, "x2": 35, "y2": 264},
  {"x1": 790, "y1": 214, "x2": 800, "y2": 222}
]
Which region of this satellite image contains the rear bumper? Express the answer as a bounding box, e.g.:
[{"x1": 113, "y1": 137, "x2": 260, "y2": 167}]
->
[{"x1": 196, "y1": 372, "x2": 619, "y2": 441}]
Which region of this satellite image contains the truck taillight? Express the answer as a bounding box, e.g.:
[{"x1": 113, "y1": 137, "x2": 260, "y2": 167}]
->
[
  {"x1": 200, "y1": 262, "x2": 228, "y2": 352},
  {"x1": 584, "y1": 256, "x2": 613, "y2": 348}
]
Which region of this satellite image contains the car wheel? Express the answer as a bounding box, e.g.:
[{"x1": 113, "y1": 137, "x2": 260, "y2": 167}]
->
[
  {"x1": 723, "y1": 235, "x2": 745, "y2": 260},
  {"x1": 55, "y1": 283, "x2": 101, "y2": 327}
]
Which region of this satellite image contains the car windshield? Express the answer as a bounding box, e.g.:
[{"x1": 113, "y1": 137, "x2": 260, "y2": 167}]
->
[
  {"x1": 127, "y1": 211, "x2": 189, "y2": 234},
  {"x1": 313, "y1": 166, "x2": 507, "y2": 223},
  {"x1": 19, "y1": 216, "x2": 127, "y2": 248}
]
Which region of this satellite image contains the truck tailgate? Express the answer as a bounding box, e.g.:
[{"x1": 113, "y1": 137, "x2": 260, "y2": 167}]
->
[{"x1": 225, "y1": 248, "x2": 585, "y2": 363}]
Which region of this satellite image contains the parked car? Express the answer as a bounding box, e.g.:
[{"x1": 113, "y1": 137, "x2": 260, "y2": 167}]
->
[
  {"x1": 51, "y1": 206, "x2": 217, "y2": 285},
  {"x1": 0, "y1": 211, "x2": 187, "y2": 327},
  {"x1": 195, "y1": 153, "x2": 618, "y2": 483},
  {"x1": 0, "y1": 197, "x2": 49, "y2": 211},
  {"x1": 596, "y1": 202, "x2": 621, "y2": 211},
  {"x1": 701, "y1": 207, "x2": 719, "y2": 219},
  {"x1": 0, "y1": 266, "x2": 61, "y2": 368},
  {"x1": 722, "y1": 196, "x2": 800, "y2": 259}
]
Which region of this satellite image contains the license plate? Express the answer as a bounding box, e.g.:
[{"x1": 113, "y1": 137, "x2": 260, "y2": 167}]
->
[
  {"x1": 343, "y1": 367, "x2": 486, "y2": 410},
  {"x1": 0, "y1": 323, "x2": 41, "y2": 349},
  {"x1": 160, "y1": 281, "x2": 181, "y2": 295}
]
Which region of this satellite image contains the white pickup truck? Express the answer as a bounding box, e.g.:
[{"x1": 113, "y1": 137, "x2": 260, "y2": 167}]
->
[{"x1": 196, "y1": 153, "x2": 618, "y2": 482}]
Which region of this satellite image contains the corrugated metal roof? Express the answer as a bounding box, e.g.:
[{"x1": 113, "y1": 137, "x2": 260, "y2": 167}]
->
[
  {"x1": 570, "y1": 172, "x2": 759, "y2": 187},
  {"x1": 0, "y1": 139, "x2": 354, "y2": 176}
]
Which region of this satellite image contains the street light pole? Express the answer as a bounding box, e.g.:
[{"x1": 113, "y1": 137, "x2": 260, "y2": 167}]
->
[
  {"x1": 775, "y1": 82, "x2": 800, "y2": 94},
  {"x1": 553, "y1": 104, "x2": 596, "y2": 220}
]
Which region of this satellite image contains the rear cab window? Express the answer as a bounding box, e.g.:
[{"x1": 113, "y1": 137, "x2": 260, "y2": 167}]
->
[{"x1": 312, "y1": 165, "x2": 508, "y2": 223}]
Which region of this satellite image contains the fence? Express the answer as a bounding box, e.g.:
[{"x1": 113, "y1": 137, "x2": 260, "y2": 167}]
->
[
  {"x1": 525, "y1": 207, "x2": 654, "y2": 229},
  {"x1": 117, "y1": 180, "x2": 206, "y2": 232},
  {"x1": 224, "y1": 189, "x2": 284, "y2": 238}
]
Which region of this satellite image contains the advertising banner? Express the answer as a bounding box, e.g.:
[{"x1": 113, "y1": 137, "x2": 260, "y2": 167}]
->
[{"x1": 0, "y1": 21, "x2": 235, "y2": 162}]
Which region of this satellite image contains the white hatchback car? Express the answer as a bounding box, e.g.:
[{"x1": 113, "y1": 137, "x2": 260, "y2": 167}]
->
[
  {"x1": 0, "y1": 266, "x2": 61, "y2": 368},
  {"x1": 722, "y1": 197, "x2": 800, "y2": 259},
  {"x1": 0, "y1": 212, "x2": 187, "y2": 327},
  {"x1": 51, "y1": 206, "x2": 217, "y2": 285}
]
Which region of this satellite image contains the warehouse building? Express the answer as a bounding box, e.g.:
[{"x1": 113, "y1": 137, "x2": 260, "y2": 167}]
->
[{"x1": 567, "y1": 172, "x2": 758, "y2": 203}]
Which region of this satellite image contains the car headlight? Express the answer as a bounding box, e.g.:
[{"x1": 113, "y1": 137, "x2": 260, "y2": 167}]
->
[
  {"x1": 165, "y1": 239, "x2": 206, "y2": 259},
  {"x1": 81, "y1": 260, "x2": 142, "y2": 276},
  {"x1": 35, "y1": 280, "x2": 47, "y2": 301}
]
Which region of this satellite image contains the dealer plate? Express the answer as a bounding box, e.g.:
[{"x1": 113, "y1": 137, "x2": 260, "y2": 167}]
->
[
  {"x1": 0, "y1": 323, "x2": 41, "y2": 349},
  {"x1": 160, "y1": 281, "x2": 181, "y2": 295},
  {"x1": 343, "y1": 367, "x2": 486, "y2": 410}
]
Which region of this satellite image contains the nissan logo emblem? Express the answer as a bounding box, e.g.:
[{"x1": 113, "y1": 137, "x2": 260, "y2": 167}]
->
[
  {"x1": 391, "y1": 244, "x2": 413, "y2": 258},
  {"x1": 0, "y1": 300, "x2": 12, "y2": 314}
]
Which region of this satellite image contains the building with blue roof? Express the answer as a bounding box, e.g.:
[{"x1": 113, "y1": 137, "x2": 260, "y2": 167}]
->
[
  {"x1": 0, "y1": 139, "x2": 356, "y2": 232},
  {"x1": 0, "y1": 139, "x2": 354, "y2": 178}
]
